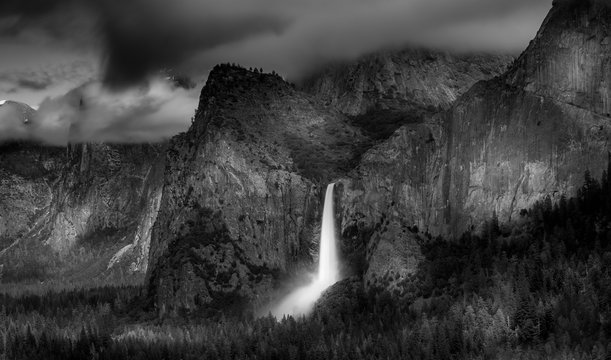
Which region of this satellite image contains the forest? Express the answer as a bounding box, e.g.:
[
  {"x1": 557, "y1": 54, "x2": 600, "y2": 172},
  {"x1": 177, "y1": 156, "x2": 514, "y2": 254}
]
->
[{"x1": 1, "y1": 162, "x2": 610, "y2": 359}]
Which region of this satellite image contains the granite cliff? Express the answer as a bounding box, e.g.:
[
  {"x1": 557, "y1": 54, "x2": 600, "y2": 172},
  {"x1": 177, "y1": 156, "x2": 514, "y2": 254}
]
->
[
  {"x1": 0, "y1": 127, "x2": 166, "y2": 283},
  {"x1": 0, "y1": 142, "x2": 65, "y2": 254},
  {"x1": 146, "y1": 65, "x2": 367, "y2": 314},
  {"x1": 439, "y1": 0, "x2": 610, "y2": 234},
  {"x1": 337, "y1": 0, "x2": 611, "y2": 288}
]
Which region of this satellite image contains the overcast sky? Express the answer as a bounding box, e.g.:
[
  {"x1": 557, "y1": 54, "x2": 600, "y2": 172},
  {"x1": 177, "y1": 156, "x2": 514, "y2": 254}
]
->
[{"x1": 0, "y1": 0, "x2": 552, "y2": 144}]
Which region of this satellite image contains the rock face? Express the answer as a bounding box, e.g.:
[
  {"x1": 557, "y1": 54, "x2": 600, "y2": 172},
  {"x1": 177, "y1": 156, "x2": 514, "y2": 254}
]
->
[
  {"x1": 0, "y1": 139, "x2": 166, "y2": 282},
  {"x1": 0, "y1": 142, "x2": 65, "y2": 252},
  {"x1": 146, "y1": 65, "x2": 367, "y2": 314},
  {"x1": 0, "y1": 98, "x2": 168, "y2": 281},
  {"x1": 440, "y1": 0, "x2": 611, "y2": 234},
  {"x1": 301, "y1": 49, "x2": 512, "y2": 117},
  {"x1": 0, "y1": 101, "x2": 37, "y2": 143},
  {"x1": 336, "y1": 124, "x2": 443, "y2": 285},
  {"x1": 43, "y1": 143, "x2": 164, "y2": 254},
  {"x1": 337, "y1": 0, "x2": 611, "y2": 287},
  {"x1": 107, "y1": 153, "x2": 166, "y2": 274}
]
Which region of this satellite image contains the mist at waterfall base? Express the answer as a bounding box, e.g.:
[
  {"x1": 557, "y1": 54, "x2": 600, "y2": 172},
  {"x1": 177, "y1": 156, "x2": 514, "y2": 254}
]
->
[{"x1": 271, "y1": 184, "x2": 341, "y2": 318}]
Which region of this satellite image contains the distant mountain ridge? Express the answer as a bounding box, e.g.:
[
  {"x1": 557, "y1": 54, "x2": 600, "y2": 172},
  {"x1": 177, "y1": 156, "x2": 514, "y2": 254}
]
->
[{"x1": 300, "y1": 49, "x2": 512, "y2": 116}]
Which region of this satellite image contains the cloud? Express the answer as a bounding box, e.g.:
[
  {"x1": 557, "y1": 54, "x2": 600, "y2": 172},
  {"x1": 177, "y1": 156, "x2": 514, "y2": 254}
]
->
[
  {"x1": 0, "y1": 59, "x2": 96, "y2": 106},
  {"x1": 96, "y1": 0, "x2": 289, "y2": 88},
  {"x1": 1, "y1": 0, "x2": 553, "y2": 87},
  {"x1": 0, "y1": 0, "x2": 554, "y2": 145},
  {"x1": 33, "y1": 78, "x2": 197, "y2": 145},
  {"x1": 0, "y1": 77, "x2": 197, "y2": 145},
  {"x1": 0, "y1": 0, "x2": 290, "y2": 87},
  {"x1": 187, "y1": 0, "x2": 553, "y2": 80}
]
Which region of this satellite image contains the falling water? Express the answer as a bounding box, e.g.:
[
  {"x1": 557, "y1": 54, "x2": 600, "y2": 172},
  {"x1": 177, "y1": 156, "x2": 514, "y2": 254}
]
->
[
  {"x1": 271, "y1": 183, "x2": 340, "y2": 318},
  {"x1": 318, "y1": 183, "x2": 340, "y2": 285}
]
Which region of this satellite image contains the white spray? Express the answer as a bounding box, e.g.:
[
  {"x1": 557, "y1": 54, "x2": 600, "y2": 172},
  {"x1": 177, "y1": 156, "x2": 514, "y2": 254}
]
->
[{"x1": 271, "y1": 183, "x2": 340, "y2": 318}]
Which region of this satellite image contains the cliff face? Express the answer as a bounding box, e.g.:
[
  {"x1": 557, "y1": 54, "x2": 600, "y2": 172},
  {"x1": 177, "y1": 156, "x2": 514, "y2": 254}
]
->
[
  {"x1": 0, "y1": 138, "x2": 165, "y2": 282},
  {"x1": 146, "y1": 65, "x2": 367, "y2": 314},
  {"x1": 0, "y1": 142, "x2": 65, "y2": 252},
  {"x1": 301, "y1": 49, "x2": 512, "y2": 117},
  {"x1": 107, "y1": 153, "x2": 166, "y2": 274},
  {"x1": 43, "y1": 143, "x2": 164, "y2": 254},
  {"x1": 337, "y1": 123, "x2": 445, "y2": 286},
  {"x1": 441, "y1": 0, "x2": 610, "y2": 234},
  {"x1": 0, "y1": 99, "x2": 166, "y2": 281},
  {"x1": 336, "y1": 0, "x2": 611, "y2": 287},
  {"x1": 506, "y1": 0, "x2": 611, "y2": 117}
]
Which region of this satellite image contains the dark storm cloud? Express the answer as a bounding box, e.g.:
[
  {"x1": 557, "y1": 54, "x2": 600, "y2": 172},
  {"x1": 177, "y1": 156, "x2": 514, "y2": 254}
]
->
[
  {"x1": 16, "y1": 76, "x2": 53, "y2": 90},
  {"x1": 0, "y1": 0, "x2": 552, "y2": 87},
  {"x1": 0, "y1": 0, "x2": 290, "y2": 87},
  {"x1": 0, "y1": 0, "x2": 93, "y2": 47},
  {"x1": 179, "y1": 0, "x2": 552, "y2": 81},
  {"x1": 96, "y1": 1, "x2": 288, "y2": 88}
]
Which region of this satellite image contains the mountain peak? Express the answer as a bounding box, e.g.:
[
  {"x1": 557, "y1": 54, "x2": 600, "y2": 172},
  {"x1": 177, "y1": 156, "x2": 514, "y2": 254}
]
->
[
  {"x1": 553, "y1": 0, "x2": 610, "y2": 7},
  {"x1": 504, "y1": 0, "x2": 610, "y2": 116},
  {"x1": 0, "y1": 100, "x2": 36, "y2": 127},
  {"x1": 299, "y1": 47, "x2": 512, "y2": 117},
  {"x1": 206, "y1": 63, "x2": 288, "y2": 90}
]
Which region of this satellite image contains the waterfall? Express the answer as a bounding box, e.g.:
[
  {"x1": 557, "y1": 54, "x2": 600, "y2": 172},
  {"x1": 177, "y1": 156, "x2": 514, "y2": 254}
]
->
[
  {"x1": 271, "y1": 183, "x2": 340, "y2": 318},
  {"x1": 317, "y1": 183, "x2": 340, "y2": 285}
]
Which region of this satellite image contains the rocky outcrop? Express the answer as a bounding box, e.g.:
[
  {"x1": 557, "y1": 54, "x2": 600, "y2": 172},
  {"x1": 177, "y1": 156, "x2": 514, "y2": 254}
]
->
[
  {"x1": 146, "y1": 65, "x2": 367, "y2": 314},
  {"x1": 301, "y1": 49, "x2": 512, "y2": 117},
  {"x1": 312, "y1": 277, "x2": 364, "y2": 318}
]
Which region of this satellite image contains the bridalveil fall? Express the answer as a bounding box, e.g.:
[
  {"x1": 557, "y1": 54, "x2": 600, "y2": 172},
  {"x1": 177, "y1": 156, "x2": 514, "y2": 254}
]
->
[{"x1": 271, "y1": 183, "x2": 340, "y2": 317}]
